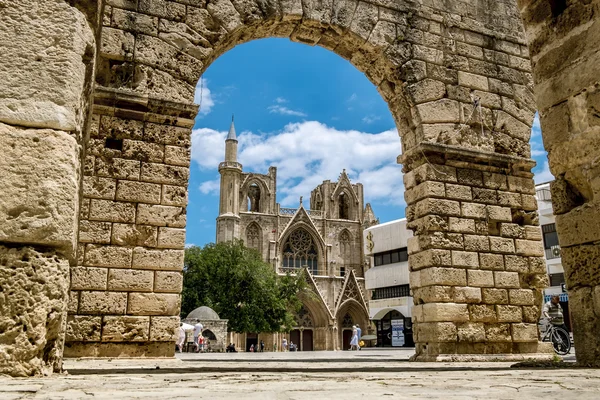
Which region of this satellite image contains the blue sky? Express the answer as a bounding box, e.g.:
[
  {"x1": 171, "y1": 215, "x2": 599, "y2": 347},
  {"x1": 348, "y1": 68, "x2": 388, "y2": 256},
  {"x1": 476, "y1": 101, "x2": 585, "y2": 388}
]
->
[{"x1": 186, "y1": 38, "x2": 550, "y2": 247}]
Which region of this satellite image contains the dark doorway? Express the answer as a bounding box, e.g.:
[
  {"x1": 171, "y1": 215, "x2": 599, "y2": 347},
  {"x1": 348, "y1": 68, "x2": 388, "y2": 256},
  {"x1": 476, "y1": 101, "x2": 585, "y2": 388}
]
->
[
  {"x1": 290, "y1": 329, "x2": 301, "y2": 350},
  {"x1": 245, "y1": 333, "x2": 258, "y2": 352},
  {"x1": 302, "y1": 329, "x2": 313, "y2": 351},
  {"x1": 342, "y1": 329, "x2": 352, "y2": 350},
  {"x1": 376, "y1": 310, "x2": 414, "y2": 347}
]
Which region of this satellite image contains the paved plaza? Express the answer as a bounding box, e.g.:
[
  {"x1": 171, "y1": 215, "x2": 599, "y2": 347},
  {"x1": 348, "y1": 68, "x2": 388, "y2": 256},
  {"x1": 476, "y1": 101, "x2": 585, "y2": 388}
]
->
[{"x1": 2, "y1": 349, "x2": 599, "y2": 399}]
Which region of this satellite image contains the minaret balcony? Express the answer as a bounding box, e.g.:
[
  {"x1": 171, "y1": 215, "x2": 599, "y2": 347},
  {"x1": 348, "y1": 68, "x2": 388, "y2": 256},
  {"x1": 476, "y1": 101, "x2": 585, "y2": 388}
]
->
[{"x1": 218, "y1": 161, "x2": 242, "y2": 171}]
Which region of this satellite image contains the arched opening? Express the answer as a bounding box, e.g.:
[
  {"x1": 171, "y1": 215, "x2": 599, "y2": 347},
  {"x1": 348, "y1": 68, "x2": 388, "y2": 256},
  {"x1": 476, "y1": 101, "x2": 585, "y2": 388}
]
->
[
  {"x1": 245, "y1": 222, "x2": 261, "y2": 253},
  {"x1": 281, "y1": 228, "x2": 320, "y2": 275},
  {"x1": 338, "y1": 192, "x2": 349, "y2": 220},
  {"x1": 247, "y1": 183, "x2": 261, "y2": 212}
]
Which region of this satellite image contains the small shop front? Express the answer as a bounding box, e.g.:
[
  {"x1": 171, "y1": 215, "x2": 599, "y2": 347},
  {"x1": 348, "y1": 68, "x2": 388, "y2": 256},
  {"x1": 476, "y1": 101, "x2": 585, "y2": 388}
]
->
[{"x1": 374, "y1": 309, "x2": 414, "y2": 347}]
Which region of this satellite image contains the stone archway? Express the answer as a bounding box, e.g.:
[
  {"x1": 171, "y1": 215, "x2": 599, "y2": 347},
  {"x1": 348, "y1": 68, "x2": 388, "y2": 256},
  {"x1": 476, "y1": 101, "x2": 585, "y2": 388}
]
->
[{"x1": 1, "y1": 0, "x2": 555, "y2": 375}]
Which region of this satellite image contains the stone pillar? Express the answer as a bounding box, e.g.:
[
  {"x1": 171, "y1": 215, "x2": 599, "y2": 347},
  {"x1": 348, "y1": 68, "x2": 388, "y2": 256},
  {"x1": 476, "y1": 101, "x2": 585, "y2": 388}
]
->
[
  {"x1": 64, "y1": 87, "x2": 196, "y2": 357},
  {"x1": 404, "y1": 143, "x2": 552, "y2": 361},
  {"x1": 0, "y1": 0, "x2": 97, "y2": 376},
  {"x1": 517, "y1": 0, "x2": 600, "y2": 366}
]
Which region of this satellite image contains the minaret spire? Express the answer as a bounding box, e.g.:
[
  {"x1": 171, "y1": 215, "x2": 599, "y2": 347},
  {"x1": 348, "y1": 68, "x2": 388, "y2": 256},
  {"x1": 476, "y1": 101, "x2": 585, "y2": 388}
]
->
[{"x1": 227, "y1": 114, "x2": 237, "y2": 141}]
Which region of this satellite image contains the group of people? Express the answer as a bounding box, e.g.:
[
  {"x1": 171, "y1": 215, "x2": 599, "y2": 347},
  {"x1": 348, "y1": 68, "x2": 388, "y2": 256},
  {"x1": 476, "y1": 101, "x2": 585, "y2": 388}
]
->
[
  {"x1": 281, "y1": 338, "x2": 297, "y2": 351},
  {"x1": 176, "y1": 322, "x2": 208, "y2": 353},
  {"x1": 248, "y1": 340, "x2": 265, "y2": 352},
  {"x1": 349, "y1": 324, "x2": 362, "y2": 351}
]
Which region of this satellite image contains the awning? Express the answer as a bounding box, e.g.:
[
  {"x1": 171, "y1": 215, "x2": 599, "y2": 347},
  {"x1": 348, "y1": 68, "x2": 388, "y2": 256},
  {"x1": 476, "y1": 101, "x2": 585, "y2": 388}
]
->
[{"x1": 544, "y1": 293, "x2": 569, "y2": 302}]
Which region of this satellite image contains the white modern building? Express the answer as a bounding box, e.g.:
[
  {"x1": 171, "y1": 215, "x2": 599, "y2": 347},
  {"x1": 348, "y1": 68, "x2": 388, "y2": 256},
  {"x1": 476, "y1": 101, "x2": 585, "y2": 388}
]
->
[
  {"x1": 536, "y1": 182, "x2": 571, "y2": 330},
  {"x1": 363, "y1": 219, "x2": 413, "y2": 347}
]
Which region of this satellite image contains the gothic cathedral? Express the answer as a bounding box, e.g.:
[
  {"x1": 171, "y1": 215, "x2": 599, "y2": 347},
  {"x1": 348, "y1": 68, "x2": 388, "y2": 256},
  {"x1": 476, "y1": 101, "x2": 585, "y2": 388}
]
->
[{"x1": 216, "y1": 119, "x2": 379, "y2": 350}]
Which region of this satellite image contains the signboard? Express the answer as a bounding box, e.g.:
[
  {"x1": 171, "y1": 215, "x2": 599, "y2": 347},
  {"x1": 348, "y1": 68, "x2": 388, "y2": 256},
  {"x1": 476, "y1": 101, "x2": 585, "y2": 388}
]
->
[{"x1": 391, "y1": 319, "x2": 404, "y2": 347}]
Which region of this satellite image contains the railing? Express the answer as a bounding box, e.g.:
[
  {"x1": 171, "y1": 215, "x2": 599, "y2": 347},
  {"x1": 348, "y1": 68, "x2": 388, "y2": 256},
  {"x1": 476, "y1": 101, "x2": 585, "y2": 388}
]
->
[
  {"x1": 278, "y1": 208, "x2": 324, "y2": 218},
  {"x1": 218, "y1": 161, "x2": 242, "y2": 170},
  {"x1": 545, "y1": 245, "x2": 561, "y2": 260},
  {"x1": 307, "y1": 209, "x2": 323, "y2": 218}
]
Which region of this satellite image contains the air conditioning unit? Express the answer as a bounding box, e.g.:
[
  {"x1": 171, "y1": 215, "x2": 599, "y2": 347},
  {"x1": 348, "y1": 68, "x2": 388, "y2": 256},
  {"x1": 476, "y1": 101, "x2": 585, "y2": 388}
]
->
[{"x1": 551, "y1": 245, "x2": 561, "y2": 257}]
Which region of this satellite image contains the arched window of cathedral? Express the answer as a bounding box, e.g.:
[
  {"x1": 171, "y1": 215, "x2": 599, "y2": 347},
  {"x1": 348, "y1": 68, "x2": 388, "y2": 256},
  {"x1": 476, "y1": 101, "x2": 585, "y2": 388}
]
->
[
  {"x1": 342, "y1": 313, "x2": 354, "y2": 328},
  {"x1": 246, "y1": 223, "x2": 261, "y2": 252},
  {"x1": 248, "y1": 183, "x2": 261, "y2": 212},
  {"x1": 339, "y1": 230, "x2": 352, "y2": 262},
  {"x1": 314, "y1": 191, "x2": 323, "y2": 211},
  {"x1": 294, "y1": 305, "x2": 314, "y2": 327},
  {"x1": 281, "y1": 228, "x2": 319, "y2": 275},
  {"x1": 338, "y1": 192, "x2": 349, "y2": 219}
]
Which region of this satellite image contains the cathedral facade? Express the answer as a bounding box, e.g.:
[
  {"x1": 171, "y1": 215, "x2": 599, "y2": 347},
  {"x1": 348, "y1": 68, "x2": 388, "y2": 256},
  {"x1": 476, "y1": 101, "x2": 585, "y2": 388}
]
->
[{"x1": 216, "y1": 120, "x2": 378, "y2": 351}]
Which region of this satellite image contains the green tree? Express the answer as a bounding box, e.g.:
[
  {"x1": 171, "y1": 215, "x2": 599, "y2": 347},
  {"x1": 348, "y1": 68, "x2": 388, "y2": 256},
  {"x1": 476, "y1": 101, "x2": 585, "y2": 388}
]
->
[{"x1": 182, "y1": 240, "x2": 307, "y2": 333}]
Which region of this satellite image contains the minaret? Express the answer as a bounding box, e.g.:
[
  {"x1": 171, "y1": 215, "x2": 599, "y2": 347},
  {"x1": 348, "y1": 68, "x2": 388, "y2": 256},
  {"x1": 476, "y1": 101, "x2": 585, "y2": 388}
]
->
[{"x1": 216, "y1": 116, "x2": 243, "y2": 243}]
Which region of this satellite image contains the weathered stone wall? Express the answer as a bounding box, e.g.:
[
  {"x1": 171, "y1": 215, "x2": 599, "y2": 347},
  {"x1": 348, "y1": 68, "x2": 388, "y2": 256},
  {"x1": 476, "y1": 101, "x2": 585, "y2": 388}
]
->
[
  {"x1": 64, "y1": 88, "x2": 195, "y2": 357},
  {"x1": 90, "y1": 0, "x2": 545, "y2": 360},
  {"x1": 517, "y1": 0, "x2": 600, "y2": 366},
  {"x1": 0, "y1": 0, "x2": 98, "y2": 376}
]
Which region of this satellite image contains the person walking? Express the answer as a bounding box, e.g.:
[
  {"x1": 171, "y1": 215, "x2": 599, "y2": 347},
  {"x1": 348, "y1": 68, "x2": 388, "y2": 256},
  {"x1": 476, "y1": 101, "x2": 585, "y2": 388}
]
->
[
  {"x1": 193, "y1": 322, "x2": 203, "y2": 353},
  {"x1": 282, "y1": 337, "x2": 288, "y2": 352},
  {"x1": 249, "y1": 344, "x2": 254, "y2": 353},
  {"x1": 350, "y1": 325, "x2": 359, "y2": 351},
  {"x1": 176, "y1": 323, "x2": 186, "y2": 353},
  {"x1": 356, "y1": 325, "x2": 362, "y2": 351},
  {"x1": 260, "y1": 340, "x2": 265, "y2": 352}
]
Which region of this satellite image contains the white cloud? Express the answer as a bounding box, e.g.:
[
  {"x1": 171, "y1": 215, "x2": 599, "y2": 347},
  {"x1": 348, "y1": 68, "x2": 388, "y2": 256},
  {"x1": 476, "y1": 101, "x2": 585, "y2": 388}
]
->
[
  {"x1": 275, "y1": 97, "x2": 287, "y2": 104},
  {"x1": 268, "y1": 105, "x2": 307, "y2": 117},
  {"x1": 534, "y1": 160, "x2": 554, "y2": 184},
  {"x1": 347, "y1": 93, "x2": 357, "y2": 102},
  {"x1": 532, "y1": 113, "x2": 541, "y2": 136},
  {"x1": 194, "y1": 78, "x2": 215, "y2": 116},
  {"x1": 362, "y1": 115, "x2": 381, "y2": 124},
  {"x1": 192, "y1": 121, "x2": 403, "y2": 207}
]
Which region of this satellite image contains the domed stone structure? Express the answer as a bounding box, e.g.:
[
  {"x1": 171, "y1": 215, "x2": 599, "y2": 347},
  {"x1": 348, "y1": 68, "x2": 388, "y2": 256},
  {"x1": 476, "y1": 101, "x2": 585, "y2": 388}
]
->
[
  {"x1": 187, "y1": 306, "x2": 220, "y2": 320},
  {"x1": 182, "y1": 306, "x2": 228, "y2": 352}
]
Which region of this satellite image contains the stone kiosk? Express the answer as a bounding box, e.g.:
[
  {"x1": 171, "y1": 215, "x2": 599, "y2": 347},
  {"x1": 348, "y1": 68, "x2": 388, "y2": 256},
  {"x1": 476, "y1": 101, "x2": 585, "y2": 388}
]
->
[
  {"x1": 183, "y1": 306, "x2": 228, "y2": 352},
  {"x1": 2, "y1": 0, "x2": 600, "y2": 376}
]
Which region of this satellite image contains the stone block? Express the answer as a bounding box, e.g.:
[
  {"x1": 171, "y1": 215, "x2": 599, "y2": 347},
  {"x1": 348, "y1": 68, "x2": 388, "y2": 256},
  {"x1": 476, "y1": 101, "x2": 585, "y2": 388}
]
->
[
  {"x1": 164, "y1": 145, "x2": 191, "y2": 166},
  {"x1": 0, "y1": 246, "x2": 70, "y2": 376},
  {"x1": 522, "y1": 306, "x2": 540, "y2": 323},
  {"x1": 489, "y1": 236, "x2": 515, "y2": 254},
  {"x1": 457, "y1": 322, "x2": 486, "y2": 342},
  {"x1": 122, "y1": 139, "x2": 164, "y2": 162},
  {"x1": 515, "y1": 239, "x2": 544, "y2": 257},
  {"x1": 65, "y1": 316, "x2": 101, "y2": 342},
  {"x1": 414, "y1": 198, "x2": 461, "y2": 218},
  {"x1": 496, "y1": 305, "x2": 523, "y2": 323},
  {"x1": 150, "y1": 316, "x2": 179, "y2": 341},
  {"x1": 84, "y1": 244, "x2": 133, "y2": 268},
  {"x1": 71, "y1": 267, "x2": 108, "y2": 291},
  {"x1": 486, "y1": 205, "x2": 512, "y2": 222},
  {"x1": 83, "y1": 176, "x2": 117, "y2": 200},
  {"x1": 451, "y1": 251, "x2": 479, "y2": 268},
  {"x1": 162, "y1": 184, "x2": 188, "y2": 206},
  {"x1": 504, "y1": 255, "x2": 529, "y2": 273},
  {"x1": 472, "y1": 188, "x2": 498, "y2": 204},
  {"x1": 137, "y1": 204, "x2": 186, "y2": 227},
  {"x1": 479, "y1": 253, "x2": 504, "y2": 270},
  {"x1": 0, "y1": 125, "x2": 80, "y2": 250},
  {"x1": 448, "y1": 217, "x2": 475, "y2": 233},
  {"x1": 102, "y1": 316, "x2": 150, "y2": 342},
  {"x1": 115, "y1": 180, "x2": 162, "y2": 204},
  {"x1": 68, "y1": 291, "x2": 79, "y2": 314},
  {"x1": 108, "y1": 269, "x2": 154, "y2": 292},
  {"x1": 98, "y1": 116, "x2": 144, "y2": 140},
  {"x1": 452, "y1": 287, "x2": 482, "y2": 303},
  {"x1": 500, "y1": 223, "x2": 525, "y2": 238},
  {"x1": 78, "y1": 291, "x2": 127, "y2": 314},
  {"x1": 144, "y1": 122, "x2": 191, "y2": 146},
  {"x1": 407, "y1": 215, "x2": 448, "y2": 234},
  {"x1": 410, "y1": 249, "x2": 452, "y2": 270},
  {"x1": 79, "y1": 220, "x2": 112, "y2": 244},
  {"x1": 511, "y1": 323, "x2": 538, "y2": 342},
  {"x1": 464, "y1": 235, "x2": 490, "y2": 252},
  {"x1": 528, "y1": 257, "x2": 547, "y2": 274},
  {"x1": 406, "y1": 79, "x2": 446, "y2": 104},
  {"x1": 507, "y1": 176, "x2": 535, "y2": 194},
  {"x1": 140, "y1": 162, "x2": 189, "y2": 186},
  {"x1": 458, "y1": 71, "x2": 489, "y2": 91},
  {"x1": 482, "y1": 288, "x2": 509, "y2": 304},
  {"x1": 482, "y1": 172, "x2": 508, "y2": 190},
  {"x1": 128, "y1": 293, "x2": 181, "y2": 315},
  {"x1": 111, "y1": 8, "x2": 158, "y2": 35},
  {"x1": 468, "y1": 270, "x2": 494, "y2": 287},
  {"x1": 419, "y1": 267, "x2": 467, "y2": 287},
  {"x1": 157, "y1": 227, "x2": 186, "y2": 249},
  {"x1": 96, "y1": 157, "x2": 141, "y2": 180},
  {"x1": 461, "y1": 202, "x2": 486, "y2": 218},
  {"x1": 414, "y1": 303, "x2": 469, "y2": 323},
  {"x1": 494, "y1": 271, "x2": 520, "y2": 288},
  {"x1": 111, "y1": 223, "x2": 158, "y2": 247},
  {"x1": 414, "y1": 322, "x2": 458, "y2": 342},
  {"x1": 508, "y1": 289, "x2": 535, "y2": 305},
  {"x1": 469, "y1": 304, "x2": 497, "y2": 322},
  {"x1": 521, "y1": 194, "x2": 538, "y2": 211},
  {"x1": 445, "y1": 183, "x2": 472, "y2": 201},
  {"x1": 484, "y1": 323, "x2": 512, "y2": 342},
  {"x1": 524, "y1": 226, "x2": 542, "y2": 241},
  {"x1": 405, "y1": 181, "x2": 445, "y2": 204},
  {"x1": 100, "y1": 27, "x2": 135, "y2": 60},
  {"x1": 404, "y1": 163, "x2": 457, "y2": 189},
  {"x1": 89, "y1": 199, "x2": 136, "y2": 223},
  {"x1": 154, "y1": 271, "x2": 183, "y2": 293},
  {"x1": 132, "y1": 247, "x2": 185, "y2": 270}
]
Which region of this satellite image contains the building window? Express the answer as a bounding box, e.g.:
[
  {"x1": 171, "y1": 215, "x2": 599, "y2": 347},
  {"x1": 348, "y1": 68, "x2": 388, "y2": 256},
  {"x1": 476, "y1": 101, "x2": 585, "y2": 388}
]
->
[
  {"x1": 248, "y1": 183, "x2": 261, "y2": 212},
  {"x1": 281, "y1": 228, "x2": 319, "y2": 275},
  {"x1": 339, "y1": 192, "x2": 349, "y2": 219},
  {"x1": 549, "y1": 273, "x2": 565, "y2": 287},
  {"x1": 374, "y1": 248, "x2": 408, "y2": 267},
  {"x1": 372, "y1": 284, "x2": 411, "y2": 300},
  {"x1": 542, "y1": 223, "x2": 561, "y2": 259},
  {"x1": 246, "y1": 223, "x2": 261, "y2": 252}
]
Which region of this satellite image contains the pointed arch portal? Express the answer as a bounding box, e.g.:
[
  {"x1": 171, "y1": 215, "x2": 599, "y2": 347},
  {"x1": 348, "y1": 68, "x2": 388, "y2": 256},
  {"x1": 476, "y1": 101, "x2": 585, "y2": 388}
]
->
[{"x1": 2, "y1": 0, "x2": 569, "y2": 374}]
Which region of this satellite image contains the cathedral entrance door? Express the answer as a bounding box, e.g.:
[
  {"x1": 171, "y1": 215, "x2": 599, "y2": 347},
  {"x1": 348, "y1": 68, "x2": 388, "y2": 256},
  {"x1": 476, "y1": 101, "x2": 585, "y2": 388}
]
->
[
  {"x1": 290, "y1": 329, "x2": 301, "y2": 350},
  {"x1": 302, "y1": 330, "x2": 313, "y2": 351},
  {"x1": 342, "y1": 329, "x2": 352, "y2": 350}
]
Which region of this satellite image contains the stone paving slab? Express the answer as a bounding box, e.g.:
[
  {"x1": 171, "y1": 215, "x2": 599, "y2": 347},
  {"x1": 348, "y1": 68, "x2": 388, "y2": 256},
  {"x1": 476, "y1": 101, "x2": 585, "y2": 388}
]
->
[{"x1": 1, "y1": 350, "x2": 596, "y2": 399}]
